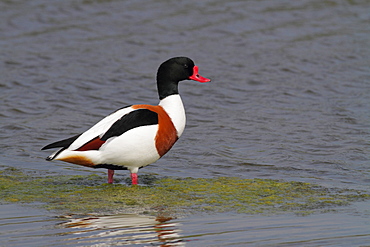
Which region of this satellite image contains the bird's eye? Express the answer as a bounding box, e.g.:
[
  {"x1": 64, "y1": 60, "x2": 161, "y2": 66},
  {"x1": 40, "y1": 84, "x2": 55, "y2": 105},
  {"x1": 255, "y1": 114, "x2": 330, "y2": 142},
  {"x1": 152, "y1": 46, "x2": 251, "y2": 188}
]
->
[{"x1": 184, "y1": 64, "x2": 188, "y2": 69}]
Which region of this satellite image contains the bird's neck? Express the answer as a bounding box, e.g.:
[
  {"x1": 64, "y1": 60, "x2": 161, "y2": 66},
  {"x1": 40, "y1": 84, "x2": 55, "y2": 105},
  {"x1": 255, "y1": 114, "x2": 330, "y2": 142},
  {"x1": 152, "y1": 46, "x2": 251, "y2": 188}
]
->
[
  {"x1": 157, "y1": 76, "x2": 180, "y2": 100},
  {"x1": 159, "y1": 94, "x2": 186, "y2": 137}
]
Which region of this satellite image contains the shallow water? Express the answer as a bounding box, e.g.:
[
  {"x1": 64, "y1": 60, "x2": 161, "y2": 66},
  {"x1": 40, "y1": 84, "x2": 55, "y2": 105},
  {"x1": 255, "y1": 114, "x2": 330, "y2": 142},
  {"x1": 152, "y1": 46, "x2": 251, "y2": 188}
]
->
[
  {"x1": 1, "y1": 0, "x2": 370, "y2": 246},
  {"x1": 1, "y1": 202, "x2": 370, "y2": 246}
]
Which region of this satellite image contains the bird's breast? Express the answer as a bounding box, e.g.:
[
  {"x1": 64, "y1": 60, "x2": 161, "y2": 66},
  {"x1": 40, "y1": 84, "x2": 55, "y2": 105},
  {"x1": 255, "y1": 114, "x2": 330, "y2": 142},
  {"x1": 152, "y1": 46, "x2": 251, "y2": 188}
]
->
[{"x1": 132, "y1": 104, "x2": 178, "y2": 157}]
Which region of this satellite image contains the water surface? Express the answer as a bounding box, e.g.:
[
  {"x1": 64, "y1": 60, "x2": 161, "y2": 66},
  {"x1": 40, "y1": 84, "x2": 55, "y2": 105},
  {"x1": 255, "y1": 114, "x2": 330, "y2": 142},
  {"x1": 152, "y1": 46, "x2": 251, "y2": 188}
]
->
[{"x1": 1, "y1": 0, "x2": 369, "y2": 246}]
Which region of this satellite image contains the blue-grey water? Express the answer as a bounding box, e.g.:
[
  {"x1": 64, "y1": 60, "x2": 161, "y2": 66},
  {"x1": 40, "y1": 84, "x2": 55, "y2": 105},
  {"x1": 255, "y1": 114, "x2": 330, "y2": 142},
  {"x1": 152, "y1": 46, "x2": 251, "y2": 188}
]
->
[{"x1": 1, "y1": 0, "x2": 370, "y2": 246}]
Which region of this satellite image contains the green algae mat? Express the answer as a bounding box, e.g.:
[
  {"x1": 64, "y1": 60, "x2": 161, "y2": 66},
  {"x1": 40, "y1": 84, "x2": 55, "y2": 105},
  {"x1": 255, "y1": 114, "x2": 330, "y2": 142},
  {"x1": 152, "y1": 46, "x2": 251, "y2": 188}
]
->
[{"x1": 1, "y1": 167, "x2": 369, "y2": 216}]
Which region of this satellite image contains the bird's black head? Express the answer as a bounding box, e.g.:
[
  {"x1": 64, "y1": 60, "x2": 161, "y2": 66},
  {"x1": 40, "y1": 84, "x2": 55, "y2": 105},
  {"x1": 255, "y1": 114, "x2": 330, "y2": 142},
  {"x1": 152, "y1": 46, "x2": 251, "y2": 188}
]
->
[{"x1": 157, "y1": 57, "x2": 210, "y2": 99}]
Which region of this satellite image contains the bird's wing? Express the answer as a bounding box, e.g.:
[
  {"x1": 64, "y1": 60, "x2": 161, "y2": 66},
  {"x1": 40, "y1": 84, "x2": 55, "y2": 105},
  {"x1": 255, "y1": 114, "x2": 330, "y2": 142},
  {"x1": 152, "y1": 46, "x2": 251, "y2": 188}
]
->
[{"x1": 42, "y1": 106, "x2": 159, "y2": 152}]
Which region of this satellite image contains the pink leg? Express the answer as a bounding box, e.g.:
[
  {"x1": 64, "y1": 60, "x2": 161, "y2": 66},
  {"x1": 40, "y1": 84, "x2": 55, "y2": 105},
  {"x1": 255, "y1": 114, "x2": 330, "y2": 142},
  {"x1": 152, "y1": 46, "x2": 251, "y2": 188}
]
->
[
  {"x1": 131, "y1": 173, "x2": 138, "y2": 185},
  {"x1": 108, "y1": 169, "x2": 114, "y2": 184}
]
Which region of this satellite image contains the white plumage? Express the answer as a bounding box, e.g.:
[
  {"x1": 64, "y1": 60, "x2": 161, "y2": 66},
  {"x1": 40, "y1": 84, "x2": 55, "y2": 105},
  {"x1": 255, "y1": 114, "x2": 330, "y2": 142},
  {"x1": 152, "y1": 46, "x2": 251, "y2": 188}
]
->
[{"x1": 42, "y1": 57, "x2": 210, "y2": 185}]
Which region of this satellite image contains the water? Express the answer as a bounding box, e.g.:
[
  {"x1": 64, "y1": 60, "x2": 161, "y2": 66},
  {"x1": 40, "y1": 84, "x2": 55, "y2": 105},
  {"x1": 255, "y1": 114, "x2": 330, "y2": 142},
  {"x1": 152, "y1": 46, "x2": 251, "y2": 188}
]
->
[
  {"x1": 1, "y1": 202, "x2": 370, "y2": 246},
  {"x1": 1, "y1": 0, "x2": 370, "y2": 245}
]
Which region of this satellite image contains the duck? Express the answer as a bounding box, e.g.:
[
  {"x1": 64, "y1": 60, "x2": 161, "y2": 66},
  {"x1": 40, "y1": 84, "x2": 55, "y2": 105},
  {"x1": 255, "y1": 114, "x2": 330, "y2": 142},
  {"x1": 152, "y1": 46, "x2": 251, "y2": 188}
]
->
[{"x1": 41, "y1": 57, "x2": 210, "y2": 185}]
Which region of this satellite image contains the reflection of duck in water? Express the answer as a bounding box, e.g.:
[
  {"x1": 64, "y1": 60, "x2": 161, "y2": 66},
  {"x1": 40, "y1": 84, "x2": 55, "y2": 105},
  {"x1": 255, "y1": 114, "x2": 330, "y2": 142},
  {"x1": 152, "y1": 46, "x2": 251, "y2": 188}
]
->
[
  {"x1": 61, "y1": 214, "x2": 184, "y2": 246},
  {"x1": 42, "y1": 57, "x2": 210, "y2": 185}
]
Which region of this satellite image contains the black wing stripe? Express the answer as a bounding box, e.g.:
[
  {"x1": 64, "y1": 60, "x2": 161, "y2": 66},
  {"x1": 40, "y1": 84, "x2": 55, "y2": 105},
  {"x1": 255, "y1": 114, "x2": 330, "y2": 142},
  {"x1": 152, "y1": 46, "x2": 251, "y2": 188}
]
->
[
  {"x1": 41, "y1": 134, "x2": 81, "y2": 150},
  {"x1": 101, "y1": 109, "x2": 158, "y2": 141}
]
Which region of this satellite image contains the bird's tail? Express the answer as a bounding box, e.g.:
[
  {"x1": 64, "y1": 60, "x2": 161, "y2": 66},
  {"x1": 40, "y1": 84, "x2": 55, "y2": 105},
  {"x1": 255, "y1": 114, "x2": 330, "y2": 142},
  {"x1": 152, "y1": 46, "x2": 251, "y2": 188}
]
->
[{"x1": 45, "y1": 149, "x2": 64, "y2": 161}]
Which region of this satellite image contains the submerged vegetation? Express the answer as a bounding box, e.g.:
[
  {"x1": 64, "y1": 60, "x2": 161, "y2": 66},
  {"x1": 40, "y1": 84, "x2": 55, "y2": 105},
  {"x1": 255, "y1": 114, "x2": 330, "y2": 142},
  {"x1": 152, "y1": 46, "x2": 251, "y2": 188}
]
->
[{"x1": 0, "y1": 167, "x2": 368, "y2": 216}]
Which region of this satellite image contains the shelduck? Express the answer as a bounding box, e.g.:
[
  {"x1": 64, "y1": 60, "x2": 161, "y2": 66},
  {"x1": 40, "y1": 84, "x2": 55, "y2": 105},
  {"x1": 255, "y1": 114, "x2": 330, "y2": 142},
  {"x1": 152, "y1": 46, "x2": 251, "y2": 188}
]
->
[{"x1": 42, "y1": 57, "x2": 210, "y2": 185}]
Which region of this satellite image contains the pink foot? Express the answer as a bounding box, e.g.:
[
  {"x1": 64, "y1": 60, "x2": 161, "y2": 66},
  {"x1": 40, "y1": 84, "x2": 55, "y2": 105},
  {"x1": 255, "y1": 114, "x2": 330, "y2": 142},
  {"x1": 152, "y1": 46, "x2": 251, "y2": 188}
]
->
[
  {"x1": 131, "y1": 173, "x2": 138, "y2": 185},
  {"x1": 108, "y1": 169, "x2": 114, "y2": 184}
]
